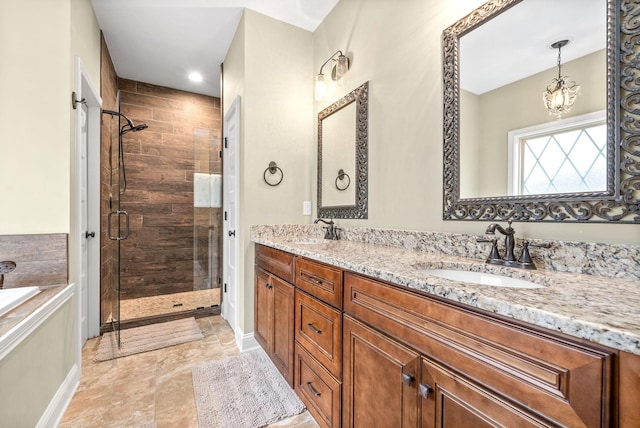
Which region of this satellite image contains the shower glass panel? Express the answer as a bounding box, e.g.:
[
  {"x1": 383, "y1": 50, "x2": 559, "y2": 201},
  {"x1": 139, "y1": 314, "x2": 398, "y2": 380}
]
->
[
  {"x1": 193, "y1": 129, "x2": 222, "y2": 309},
  {"x1": 102, "y1": 109, "x2": 122, "y2": 342}
]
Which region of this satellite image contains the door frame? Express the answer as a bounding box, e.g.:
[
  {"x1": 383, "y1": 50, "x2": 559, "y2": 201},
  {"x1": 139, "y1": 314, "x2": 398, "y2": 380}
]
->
[
  {"x1": 222, "y1": 96, "x2": 240, "y2": 337},
  {"x1": 74, "y1": 56, "x2": 102, "y2": 355}
]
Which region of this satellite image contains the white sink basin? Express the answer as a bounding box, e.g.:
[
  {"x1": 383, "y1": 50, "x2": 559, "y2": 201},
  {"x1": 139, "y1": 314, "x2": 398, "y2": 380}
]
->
[{"x1": 423, "y1": 269, "x2": 543, "y2": 289}]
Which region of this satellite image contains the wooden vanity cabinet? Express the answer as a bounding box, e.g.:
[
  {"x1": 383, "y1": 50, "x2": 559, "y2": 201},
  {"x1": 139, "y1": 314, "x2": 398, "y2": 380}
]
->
[
  {"x1": 254, "y1": 244, "x2": 295, "y2": 386},
  {"x1": 343, "y1": 272, "x2": 614, "y2": 428},
  {"x1": 343, "y1": 315, "x2": 420, "y2": 428},
  {"x1": 294, "y1": 257, "x2": 345, "y2": 428}
]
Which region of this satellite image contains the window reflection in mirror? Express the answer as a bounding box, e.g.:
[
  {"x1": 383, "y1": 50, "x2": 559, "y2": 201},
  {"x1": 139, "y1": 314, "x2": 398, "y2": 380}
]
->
[{"x1": 458, "y1": 0, "x2": 607, "y2": 199}]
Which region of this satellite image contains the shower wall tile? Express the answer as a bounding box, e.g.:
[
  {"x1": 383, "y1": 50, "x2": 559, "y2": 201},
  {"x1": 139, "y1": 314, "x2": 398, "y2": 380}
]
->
[{"x1": 116, "y1": 78, "x2": 221, "y2": 301}]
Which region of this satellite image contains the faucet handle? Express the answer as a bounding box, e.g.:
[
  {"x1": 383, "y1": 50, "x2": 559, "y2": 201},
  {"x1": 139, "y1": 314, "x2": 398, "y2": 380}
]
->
[
  {"x1": 519, "y1": 241, "x2": 551, "y2": 268},
  {"x1": 477, "y1": 237, "x2": 501, "y2": 261}
]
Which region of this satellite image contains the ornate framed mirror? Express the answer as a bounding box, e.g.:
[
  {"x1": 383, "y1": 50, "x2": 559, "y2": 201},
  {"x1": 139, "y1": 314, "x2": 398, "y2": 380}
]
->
[
  {"x1": 317, "y1": 81, "x2": 369, "y2": 219},
  {"x1": 442, "y1": 0, "x2": 639, "y2": 222}
]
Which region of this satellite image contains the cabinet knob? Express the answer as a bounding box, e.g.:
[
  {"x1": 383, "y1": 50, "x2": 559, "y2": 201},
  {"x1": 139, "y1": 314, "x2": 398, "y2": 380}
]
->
[
  {"x1": 401, "y1": 373, "x2": 415, "y2": 386},
  {"x1": 265, "y1": 283, "x2": 273, "y2": 289},
  {"x1": 228, "y1": 230, "x2": 236, "y2": 237},
  {"x1": 419, "y1": 383, "x2": 433, "y2": 399},
  {"x1": 306, "y1": 381, "x2": 321, "y2": 397}
]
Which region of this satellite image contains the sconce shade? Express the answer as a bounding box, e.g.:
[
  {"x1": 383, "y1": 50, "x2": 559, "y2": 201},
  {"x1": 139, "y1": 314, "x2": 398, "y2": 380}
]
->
[
  {"x1": 315, "y1": 74, "x2": 327, "y2": 101},
  {"x1": 336, "y1": 54, "x2": 348, "y2": 80},
  {"x1": 543, "y1": 40, "x2": 580, "y2": 118}
]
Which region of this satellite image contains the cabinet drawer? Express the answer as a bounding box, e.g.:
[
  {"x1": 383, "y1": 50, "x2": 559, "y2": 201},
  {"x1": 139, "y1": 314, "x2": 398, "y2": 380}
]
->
[
  {"x1": 344, "y1": 272, "x2": 613, "y2": 427},
  {"x1": 295, "y1": 257, "x2": 343, "y2": 309},
  {"x1": 295, "y1": 344, "x2": 341, "y2": 428},
  {"x1": 295, "y1": 290, "x2": 342, "y2": 379},
  {"x1": 255, "y1": 244, "x2": 295, "y2": 283}
]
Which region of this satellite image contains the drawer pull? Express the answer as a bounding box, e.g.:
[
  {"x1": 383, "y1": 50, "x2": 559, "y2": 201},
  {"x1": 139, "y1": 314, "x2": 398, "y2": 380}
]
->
[
  {"x1": 305, "y1": 274, "x2": 324, "y2": 285},
  {"x1": 419, "y1": 383, "x2": 433, "y2": 399},
  {"x1": 307, "y1": 323, "x2": 322, "y2": 334},
  {"x1": 306, "y1": 381, "x2": 322, "y2": 397}
]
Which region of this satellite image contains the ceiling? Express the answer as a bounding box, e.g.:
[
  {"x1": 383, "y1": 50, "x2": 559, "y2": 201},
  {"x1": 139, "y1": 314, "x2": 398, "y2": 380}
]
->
[
  {"x1": 460, "y1": 0, "x2": 605, "y2": 95},
  {"x1": 91, "y1": 0, "x2": 340, "y2": 98}
]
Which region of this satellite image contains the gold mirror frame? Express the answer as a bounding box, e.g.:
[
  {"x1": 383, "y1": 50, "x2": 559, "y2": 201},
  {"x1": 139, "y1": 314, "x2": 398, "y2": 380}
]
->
[{"x1": 442, "y1": 0, "x2": 640, "y2": 222}]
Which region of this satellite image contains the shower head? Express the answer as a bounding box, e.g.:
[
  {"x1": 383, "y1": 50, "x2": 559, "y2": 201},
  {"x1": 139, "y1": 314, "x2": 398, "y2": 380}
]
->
[
  {"x1": 121, "y1": 123, "x2": 149, "y2": 135},
  {"x1": 101, "y1": 109, "x2": 148, "y2": 135}
]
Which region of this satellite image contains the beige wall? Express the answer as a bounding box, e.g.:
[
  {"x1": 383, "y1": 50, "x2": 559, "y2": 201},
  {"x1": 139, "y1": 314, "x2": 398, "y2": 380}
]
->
[
  {"x1": 313, "y1": 0, "x2": 639, "y2": 245},
  {"x1": 0, "y1": 298, "x2": 76, "y2": 426},
  {"x1": 224, "y1": 10, "x2": 313, "y2": 333},
  {"x1": 0, "y1": 0, "x2": 72, "y2": 234},
  {"x1": 0, "y1": 0, "x2": 100, "y2": 283}
]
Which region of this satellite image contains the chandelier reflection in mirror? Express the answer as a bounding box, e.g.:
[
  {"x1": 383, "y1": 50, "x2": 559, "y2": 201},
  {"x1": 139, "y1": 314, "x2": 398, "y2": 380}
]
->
[{"x1": 543, "y1": 40, "x2": 580, "y2": 118}]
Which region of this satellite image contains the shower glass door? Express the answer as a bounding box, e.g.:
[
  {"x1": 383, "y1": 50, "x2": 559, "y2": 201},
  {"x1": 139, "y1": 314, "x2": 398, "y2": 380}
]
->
[{"x1": 112, "y1": 86, "x2": 222, "y2": 323}]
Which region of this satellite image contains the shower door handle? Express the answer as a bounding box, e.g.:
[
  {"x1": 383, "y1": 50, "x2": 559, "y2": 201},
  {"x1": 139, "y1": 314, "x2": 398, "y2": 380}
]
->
[{"x1": 107, "y1": 210, "x2": 131, "y2": 241}]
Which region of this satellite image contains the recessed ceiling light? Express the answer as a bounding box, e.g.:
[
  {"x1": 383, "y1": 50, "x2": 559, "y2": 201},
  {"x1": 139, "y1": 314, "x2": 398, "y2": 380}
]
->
[{"x1": 188, "y1": 72, "x2": 203, "y2": 82}]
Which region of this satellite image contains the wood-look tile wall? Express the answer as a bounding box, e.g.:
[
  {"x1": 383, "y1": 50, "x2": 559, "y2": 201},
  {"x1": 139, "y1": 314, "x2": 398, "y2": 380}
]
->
[
  {"x1": 0, "y1": 234, "x2": 67, "y2": 287},
  {"x1": 100, "y1": 34, "x2": 119, "y2": 324},
  {"x1": 117, "y1": 79, "x2": 221, "y2": 299}
]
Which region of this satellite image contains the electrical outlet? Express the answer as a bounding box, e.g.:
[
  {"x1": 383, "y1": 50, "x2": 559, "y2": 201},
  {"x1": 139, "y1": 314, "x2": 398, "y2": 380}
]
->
[{"x1": 303, "y1": 201, "x2": 312, "y2": 216}]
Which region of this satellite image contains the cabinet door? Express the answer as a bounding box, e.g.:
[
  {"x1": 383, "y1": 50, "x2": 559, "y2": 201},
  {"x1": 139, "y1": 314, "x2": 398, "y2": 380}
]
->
[
  {"x1": 343, "y1": 315, "x2": 420, "y2": 428},
  {"x1": 421, "y1": 358, "x2": 549, "y2": 428},
  {"x1": 272, "y1": 276, "x2": 295, "y2": 386},
  {"x1": 254, "y1": 267, "x2": 273, "y2": 353}
]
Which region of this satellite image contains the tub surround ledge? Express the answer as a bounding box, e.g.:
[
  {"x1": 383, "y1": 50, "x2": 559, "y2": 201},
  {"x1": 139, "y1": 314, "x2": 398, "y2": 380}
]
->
[
  {"x1": 250, "y1": 224, "x2": 640, "y2": 355},
  {"x1": 0, "y1": 284, "x2": 70, "y2": 359}
]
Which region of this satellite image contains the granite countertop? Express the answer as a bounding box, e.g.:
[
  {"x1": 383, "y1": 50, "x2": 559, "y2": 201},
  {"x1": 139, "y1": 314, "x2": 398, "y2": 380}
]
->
[{"x1": 252, "y1": 233, "x2": 640, "y2": 356}]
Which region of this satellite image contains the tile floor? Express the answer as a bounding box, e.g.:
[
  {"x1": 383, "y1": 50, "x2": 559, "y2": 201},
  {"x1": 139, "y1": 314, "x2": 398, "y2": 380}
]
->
[
  {"x1": 120, "y1": 288, "x2": 222, "y2": 321},
  {"x1": 59, "y1": 316, "x2": 319, "y2": 428}
]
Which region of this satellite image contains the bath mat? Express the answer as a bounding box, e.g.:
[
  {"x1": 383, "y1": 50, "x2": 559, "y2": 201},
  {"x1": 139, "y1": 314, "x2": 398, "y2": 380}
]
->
[
  {"x1": 192, "y1": 349, "x2": 305, "y2": 427},
  {"x1": 94, "y1": 317, "x2": 203, "y2": 362}
]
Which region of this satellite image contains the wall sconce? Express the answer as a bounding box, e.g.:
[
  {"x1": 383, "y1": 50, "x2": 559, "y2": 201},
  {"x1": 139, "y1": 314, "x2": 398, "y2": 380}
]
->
[
  {"x1": 315, "y1": 50, "x2": 350, "y2": 101},
  {"x1": 542, "y1": 40, "x2": 580, "y2": 118}
]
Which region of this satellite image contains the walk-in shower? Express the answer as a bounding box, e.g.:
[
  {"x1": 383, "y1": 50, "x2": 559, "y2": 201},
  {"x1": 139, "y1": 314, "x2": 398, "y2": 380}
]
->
[{"x1": 99, "y1": 85, "x2": 222, "y2": 336}]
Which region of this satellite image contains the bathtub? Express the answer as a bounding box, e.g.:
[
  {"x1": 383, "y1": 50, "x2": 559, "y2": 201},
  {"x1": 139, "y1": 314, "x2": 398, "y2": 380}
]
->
[{"x1": 0, "y1": 287, "x2": 40, "y2": 318}]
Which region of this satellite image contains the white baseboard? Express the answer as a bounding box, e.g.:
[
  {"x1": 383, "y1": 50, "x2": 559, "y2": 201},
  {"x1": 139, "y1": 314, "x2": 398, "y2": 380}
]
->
[
  {"x1": 235, "y1": 327, "x2": 260, "y2": 352},
  {"x1": 37, "y1": 363, "x2": 80, "y2": 428}
]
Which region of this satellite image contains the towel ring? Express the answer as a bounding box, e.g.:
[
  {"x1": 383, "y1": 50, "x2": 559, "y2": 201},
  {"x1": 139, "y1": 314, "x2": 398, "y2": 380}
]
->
[
  {"x1": 263, "y1": 161, "x2": 283, "y2": 186},
  {"x1": 335, "y1": 169, "x2": 351, "y2": 191}
]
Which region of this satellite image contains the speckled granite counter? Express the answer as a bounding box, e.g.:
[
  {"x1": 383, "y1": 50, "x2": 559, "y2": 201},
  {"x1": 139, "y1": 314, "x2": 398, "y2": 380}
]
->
[{"x1": 251, "y1": 225, "x2": 640, "y2": 355}]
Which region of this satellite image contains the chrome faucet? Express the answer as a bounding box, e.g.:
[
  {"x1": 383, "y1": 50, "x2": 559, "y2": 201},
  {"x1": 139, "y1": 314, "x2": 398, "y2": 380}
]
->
[
  {"x1": 477, "y1": 220, "x2": 550, "y2": 270},
  {"x1": 314, "y1": 218, "x2": 338, "y2": 240}
]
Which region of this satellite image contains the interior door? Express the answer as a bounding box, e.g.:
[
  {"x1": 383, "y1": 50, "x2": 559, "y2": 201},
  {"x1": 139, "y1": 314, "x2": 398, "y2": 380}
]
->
[
  {"x1": 79, "y1": 104, "x2": 89, "y2": 344},
  {"x1": 222, "y1": 96, "x2": 240, "y2": 335}
]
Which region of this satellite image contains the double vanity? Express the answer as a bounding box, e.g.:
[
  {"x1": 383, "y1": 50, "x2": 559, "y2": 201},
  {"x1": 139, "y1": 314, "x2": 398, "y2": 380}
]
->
[{"x1": 251, "y1": 224, "x2": 639, "y2": 427}]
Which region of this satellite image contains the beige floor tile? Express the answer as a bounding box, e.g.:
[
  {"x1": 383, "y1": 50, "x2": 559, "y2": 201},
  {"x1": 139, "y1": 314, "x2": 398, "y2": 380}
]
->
[
  {"x1": 61, "y1": 315, "x2": 318, "y2": 428},
  {"x1": 154, "y1": 370, "x2": 198, "y2": 428},
  {"x1": 60, "y1": 376, "x2": 156, "y2": 427}
]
